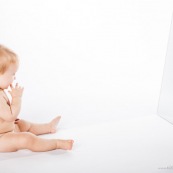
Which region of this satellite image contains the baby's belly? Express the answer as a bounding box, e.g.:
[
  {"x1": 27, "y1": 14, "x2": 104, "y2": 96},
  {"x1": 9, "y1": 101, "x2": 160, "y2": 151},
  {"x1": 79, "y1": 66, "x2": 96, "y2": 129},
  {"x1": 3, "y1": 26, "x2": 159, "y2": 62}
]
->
[{"x1": 0, "y1": 120, "x2": 15, "y2": 134}]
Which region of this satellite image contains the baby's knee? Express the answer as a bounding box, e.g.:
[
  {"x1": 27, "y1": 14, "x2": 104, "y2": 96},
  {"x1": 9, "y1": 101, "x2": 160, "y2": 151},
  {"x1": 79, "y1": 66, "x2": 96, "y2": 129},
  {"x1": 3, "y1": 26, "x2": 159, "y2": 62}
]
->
[{"x1": 19, "y1": 133, "x2": 36, "y2": 148}]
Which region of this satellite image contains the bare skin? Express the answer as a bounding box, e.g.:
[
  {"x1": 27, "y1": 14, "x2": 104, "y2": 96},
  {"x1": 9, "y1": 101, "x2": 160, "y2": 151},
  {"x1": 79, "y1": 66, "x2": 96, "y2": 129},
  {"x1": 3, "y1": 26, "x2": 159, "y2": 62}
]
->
[
  {"x1": 15, "y1": 116, "x2": 62, "y2": 135},
  {"x1": 0, "y1": 116, "x2": 74, "y2": 152},
  {"x1": 0, "y1": 51, "x2": 74, "y2": 152}
]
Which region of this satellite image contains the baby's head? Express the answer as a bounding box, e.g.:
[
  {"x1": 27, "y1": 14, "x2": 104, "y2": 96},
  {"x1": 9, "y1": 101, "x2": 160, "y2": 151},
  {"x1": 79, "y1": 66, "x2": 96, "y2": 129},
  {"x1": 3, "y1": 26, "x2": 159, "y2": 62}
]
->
[{"x1": 0, "y1": 45, "x2": 19, "y2": 89}]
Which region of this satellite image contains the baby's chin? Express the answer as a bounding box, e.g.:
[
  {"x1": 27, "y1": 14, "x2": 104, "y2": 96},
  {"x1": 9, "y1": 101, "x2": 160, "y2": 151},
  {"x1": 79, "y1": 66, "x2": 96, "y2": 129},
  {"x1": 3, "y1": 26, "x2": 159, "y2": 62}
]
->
[
  {"x1": 0, "y1": 86, "x2": 7, "y2": 90},
  {"x1": 1, "y1": 82, "x2": 15, "y2": 90},
  {"x1": 4, "y1": 85, "x2": 11, "y2": 90}
]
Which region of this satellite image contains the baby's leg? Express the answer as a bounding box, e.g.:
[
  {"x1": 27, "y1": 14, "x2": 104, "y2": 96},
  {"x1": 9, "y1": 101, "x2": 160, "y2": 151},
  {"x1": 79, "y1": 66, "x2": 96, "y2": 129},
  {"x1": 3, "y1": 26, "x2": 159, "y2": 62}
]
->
[
  {"x1": 16, "y1": 116, "x2": 61, "y2": 135},
  {"x1": 0, "y1": 132, "x2": 74, "y2": 152}
]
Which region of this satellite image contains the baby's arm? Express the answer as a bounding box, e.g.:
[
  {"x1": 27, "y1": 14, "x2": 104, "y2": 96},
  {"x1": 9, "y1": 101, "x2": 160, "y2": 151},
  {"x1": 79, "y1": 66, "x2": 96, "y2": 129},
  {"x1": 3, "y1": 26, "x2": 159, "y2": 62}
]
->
[{"x1": 0, "y1": 83, "x2": 24, "y2": 121}]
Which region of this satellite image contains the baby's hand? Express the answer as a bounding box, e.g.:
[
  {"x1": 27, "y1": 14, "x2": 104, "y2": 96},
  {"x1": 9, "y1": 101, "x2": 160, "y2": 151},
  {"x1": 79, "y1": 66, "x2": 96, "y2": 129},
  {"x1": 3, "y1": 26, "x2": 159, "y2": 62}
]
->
[{"x1": 8, "y1": 83, "x2": 24, "y2": 98}]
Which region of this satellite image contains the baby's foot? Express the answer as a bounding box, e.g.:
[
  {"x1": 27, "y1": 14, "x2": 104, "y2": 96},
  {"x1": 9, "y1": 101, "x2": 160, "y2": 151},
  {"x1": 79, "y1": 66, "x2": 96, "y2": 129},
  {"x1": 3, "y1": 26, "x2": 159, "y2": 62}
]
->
[
  {"x1": 49, "y1": 116, "x2": 61, "y2": 133},
  {"x1": 56, "y1": 140, "x2": 74, "y2": 150}
]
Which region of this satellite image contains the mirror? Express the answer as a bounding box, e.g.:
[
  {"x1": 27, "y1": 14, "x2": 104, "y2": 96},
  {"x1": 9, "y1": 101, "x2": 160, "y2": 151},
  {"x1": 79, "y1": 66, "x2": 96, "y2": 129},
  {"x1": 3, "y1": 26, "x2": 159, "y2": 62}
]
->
[{"x1": 158, "y1": 14, "x2": 173, "y2": 124}]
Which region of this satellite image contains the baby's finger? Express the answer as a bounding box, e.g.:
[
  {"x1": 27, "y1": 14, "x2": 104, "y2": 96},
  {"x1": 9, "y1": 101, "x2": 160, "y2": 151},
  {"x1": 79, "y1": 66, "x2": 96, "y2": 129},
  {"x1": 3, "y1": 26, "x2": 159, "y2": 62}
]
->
[
  {"x1": 19, "y1": 86, "x2": 23, "y2": 89},
  {"x1": 9, "y1": 84, "x2": 14, "y2": 90}
]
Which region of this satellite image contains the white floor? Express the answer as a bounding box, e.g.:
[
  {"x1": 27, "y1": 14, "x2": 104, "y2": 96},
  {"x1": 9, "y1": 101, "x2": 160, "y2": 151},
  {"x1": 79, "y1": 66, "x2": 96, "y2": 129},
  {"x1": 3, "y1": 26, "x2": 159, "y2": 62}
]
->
[{"x1": 0, "y1": 115, "x2": 173, "y2": 173}]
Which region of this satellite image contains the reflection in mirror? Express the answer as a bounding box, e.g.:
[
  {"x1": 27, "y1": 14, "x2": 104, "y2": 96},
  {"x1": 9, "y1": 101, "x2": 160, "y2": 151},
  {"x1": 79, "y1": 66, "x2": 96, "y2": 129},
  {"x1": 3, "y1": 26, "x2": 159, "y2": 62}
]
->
[{"x1": 158, "y1": 15, "x2": 173, "y2": 124}]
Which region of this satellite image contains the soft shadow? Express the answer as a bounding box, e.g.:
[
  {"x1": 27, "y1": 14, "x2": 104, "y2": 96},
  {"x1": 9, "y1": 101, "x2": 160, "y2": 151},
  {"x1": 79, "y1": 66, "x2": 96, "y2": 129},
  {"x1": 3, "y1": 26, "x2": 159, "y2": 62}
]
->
[
  {"x1": 0, "y1": 150, "x2": 39, "y2": 161},
  {"x1": 0, "y1": 149, "x2": 69, "y2": 161}
]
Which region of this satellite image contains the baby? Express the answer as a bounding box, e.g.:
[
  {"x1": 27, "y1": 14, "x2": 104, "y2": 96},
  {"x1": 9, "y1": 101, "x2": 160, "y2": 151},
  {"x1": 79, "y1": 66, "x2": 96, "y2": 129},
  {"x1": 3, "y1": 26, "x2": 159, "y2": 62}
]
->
[{"x1": 0, "y1": 45, "x2": 74, "y2": 152}]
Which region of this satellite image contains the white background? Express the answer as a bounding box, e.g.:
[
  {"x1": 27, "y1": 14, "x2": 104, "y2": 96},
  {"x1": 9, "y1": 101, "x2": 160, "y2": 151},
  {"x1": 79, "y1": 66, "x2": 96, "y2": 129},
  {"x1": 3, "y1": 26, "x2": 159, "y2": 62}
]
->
[{"x1": 0, "y1": 0, "x2": 173, "y2": 128}]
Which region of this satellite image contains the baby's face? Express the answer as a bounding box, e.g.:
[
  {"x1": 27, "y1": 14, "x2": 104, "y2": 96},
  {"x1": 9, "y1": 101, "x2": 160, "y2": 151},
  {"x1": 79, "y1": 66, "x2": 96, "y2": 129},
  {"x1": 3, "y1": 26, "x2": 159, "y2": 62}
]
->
[{"x1": 0, "y1": 63, "x2": 18, "y2": 90}]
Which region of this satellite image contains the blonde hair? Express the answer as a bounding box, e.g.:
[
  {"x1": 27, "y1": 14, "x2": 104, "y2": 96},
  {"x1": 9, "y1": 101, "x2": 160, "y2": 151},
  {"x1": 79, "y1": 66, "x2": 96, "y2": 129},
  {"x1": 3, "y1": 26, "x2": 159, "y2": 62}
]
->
[{"x1": 0, "y1": 45, "x2": 19, "y2": 74}]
